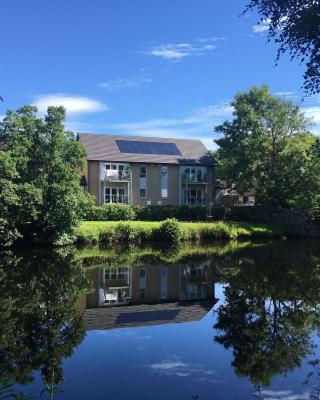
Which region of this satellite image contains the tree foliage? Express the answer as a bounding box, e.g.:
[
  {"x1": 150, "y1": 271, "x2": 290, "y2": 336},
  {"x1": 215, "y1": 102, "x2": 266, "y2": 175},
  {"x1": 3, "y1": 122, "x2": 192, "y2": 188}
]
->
[
  {"x1": 0, "y1": 106, "x2": 94, "y2": 246},
  {"x1": 214, "y1": 85, "x2": 320, "y2": 218},
  {"x1": 244, "y1": 0, "x2": 320, "y2": 95}
]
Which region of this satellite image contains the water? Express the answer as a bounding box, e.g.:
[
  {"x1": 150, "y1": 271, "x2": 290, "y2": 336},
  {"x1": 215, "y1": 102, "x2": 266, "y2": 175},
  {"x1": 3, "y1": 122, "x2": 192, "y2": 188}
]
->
[{"x1": 1, "y1": 240, "x2": 320, "y2": 400}]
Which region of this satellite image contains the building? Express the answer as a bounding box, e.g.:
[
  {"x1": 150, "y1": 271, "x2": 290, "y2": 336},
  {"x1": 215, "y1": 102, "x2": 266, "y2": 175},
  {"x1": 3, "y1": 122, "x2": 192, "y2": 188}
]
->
[
  {"x1": 78, "y1": 133, "x2": 216, "y2": 207},
  {"x1": 82, "y1": 261, "x2": 217, "y2": 330}
]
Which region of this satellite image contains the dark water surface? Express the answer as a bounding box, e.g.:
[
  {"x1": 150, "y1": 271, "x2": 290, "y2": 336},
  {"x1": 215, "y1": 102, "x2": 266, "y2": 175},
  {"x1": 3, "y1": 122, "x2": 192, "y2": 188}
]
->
[{"x1": 2, "y1": 240, "x2": 320, "y2": 399}]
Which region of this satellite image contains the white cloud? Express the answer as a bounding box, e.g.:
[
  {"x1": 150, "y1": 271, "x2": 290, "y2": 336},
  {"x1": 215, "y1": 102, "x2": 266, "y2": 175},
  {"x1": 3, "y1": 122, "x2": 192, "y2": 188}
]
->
[
  {"x1": 197, "y1": 36, "x2": 226, "y2": 43},
  {"x1": 144, "y1": 37, "x2": 224, "y2": 61},
  {"x1": 262, "y1": 389, "x2": 309, "y2": 400},
  {"x1": 146, "y1": 358, "x2": 218, "y2": 381},
  {"x1": 253, "y1": 17, "x2": 287, "y2": 33},
  {"x1": 32, "y1": 93, "x2": 108, "y2": 115},
  {"x1": 110, "y1": 103, "x2": 233, "y2": 150},
  {"x1": 274, "y1": 91, "x2": 296, "y2": 97},
  {"x1": 98, "y1": 78, "x2": 153, "y2": 91},
  {"x1": 302, "y1": 106, "x2": 320, "y2": 124},
  {"x1": 253, "y1": 18, "x2": 271, "y2": 33}
]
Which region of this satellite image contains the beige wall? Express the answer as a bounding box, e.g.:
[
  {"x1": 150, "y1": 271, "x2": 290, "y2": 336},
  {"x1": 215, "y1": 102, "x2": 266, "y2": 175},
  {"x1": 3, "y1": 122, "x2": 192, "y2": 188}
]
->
[
  {"x1": 87, "y1": 161, "x2": 214, "y2": 206},
  {"x1": 88, "y1": 161, "x2": 100, "y2": 205},
  {"x1": 131, "y1": 163, "x2": 180, "y2": 206}
]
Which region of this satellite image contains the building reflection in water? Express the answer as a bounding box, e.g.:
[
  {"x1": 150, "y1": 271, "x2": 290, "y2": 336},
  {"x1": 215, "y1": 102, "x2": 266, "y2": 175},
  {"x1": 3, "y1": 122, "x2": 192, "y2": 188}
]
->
[
  {"x1": 83, "y1": 260, "x2": 218, "y2": 330},
  {"x1": 86, "y1": 260, "x2": 216, "y2": 307}
]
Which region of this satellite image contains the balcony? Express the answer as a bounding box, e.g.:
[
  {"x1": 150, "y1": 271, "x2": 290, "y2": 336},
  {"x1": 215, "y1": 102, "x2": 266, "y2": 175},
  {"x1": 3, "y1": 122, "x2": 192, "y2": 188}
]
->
[
  {"x1": 105, "y1": 195, "x2": 130, "y2": 204},
  {"x1": 183, "y1": 197, "x2": 206, "y2": 206},
  {"x1": 104, "y1": 169, "x2": 132, "y2": 182},
  {"x1": 182, "y1": 173, "x2": 208, "y2": 184}
]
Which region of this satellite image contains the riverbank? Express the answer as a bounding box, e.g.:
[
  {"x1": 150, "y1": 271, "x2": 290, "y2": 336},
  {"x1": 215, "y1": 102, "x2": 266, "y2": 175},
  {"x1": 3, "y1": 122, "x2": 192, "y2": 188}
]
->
[{"x1": 75, "y1": 220, "x2": 296, "y2": 246}]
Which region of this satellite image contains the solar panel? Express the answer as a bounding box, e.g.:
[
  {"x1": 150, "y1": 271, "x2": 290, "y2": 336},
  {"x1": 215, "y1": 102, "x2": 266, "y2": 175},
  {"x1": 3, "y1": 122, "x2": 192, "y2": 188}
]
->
[
  {"x1": 116, "y1": 140, "x2": 182, "y2": 156},
  {"x1": 116, "y1": 309, "x2": 181, "y2": 324}
]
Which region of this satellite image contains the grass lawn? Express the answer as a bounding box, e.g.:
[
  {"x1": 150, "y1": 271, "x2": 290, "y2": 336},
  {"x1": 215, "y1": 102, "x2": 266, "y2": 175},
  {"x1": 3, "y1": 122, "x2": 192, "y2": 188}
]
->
[{"x1": 75, "y1": 220, "x2": 295, "y2": 245}]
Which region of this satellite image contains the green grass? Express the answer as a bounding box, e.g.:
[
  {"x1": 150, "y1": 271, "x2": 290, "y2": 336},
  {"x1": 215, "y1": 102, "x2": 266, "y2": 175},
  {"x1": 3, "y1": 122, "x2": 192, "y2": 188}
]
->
[{"x1": 74, "y1": 220, "x2": 296, "y2": 246}]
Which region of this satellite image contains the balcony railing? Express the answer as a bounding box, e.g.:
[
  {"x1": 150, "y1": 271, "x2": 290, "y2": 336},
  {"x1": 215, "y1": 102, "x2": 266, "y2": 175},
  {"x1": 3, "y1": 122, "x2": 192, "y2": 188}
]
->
[
  {"x1": 183, "y1": 197, "x2": 206, "y2": 206},
  {"x1": 105, "y1": 195, "x2": 130, "y2": 204},
  {"x1": 182, "y1": 174, "x2": 207, "y2": 183},
  {"x1": 104, "y1": 170, "x2": 132, "y2": 182}
]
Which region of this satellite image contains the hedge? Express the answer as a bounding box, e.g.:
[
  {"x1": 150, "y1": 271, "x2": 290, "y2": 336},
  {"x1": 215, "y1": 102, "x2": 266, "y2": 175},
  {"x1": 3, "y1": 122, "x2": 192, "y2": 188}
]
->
[
  {"x1": 84, "y1": 204, "x2": 209, "y2": 222},
  {"x1": 84, "y1": 204, "x2": 136, "y2": 221},
  {"x1": 134, "y1": 205, "x2": 209, "y2": 221}
]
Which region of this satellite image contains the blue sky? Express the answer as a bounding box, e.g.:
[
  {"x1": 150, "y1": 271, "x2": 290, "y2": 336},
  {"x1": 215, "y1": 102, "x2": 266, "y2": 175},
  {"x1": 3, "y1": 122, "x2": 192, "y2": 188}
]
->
[{"x1": 1, "y1": 0, "x2": 320, "y2": 149}]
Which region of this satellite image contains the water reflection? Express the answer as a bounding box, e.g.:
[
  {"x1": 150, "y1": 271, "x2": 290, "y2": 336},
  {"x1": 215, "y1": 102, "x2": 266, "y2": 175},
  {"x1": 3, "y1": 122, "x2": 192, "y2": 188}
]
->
[
  {"x1": 83, "y1": 259, "x2": 218, "y2": 330},
  {"x1": 1, "y1": 240, "x2": 320, "y2": 399},
  {"x1": 0, "y1": 248, "x2": 91, "y2": 396},
  {"x1": 86, "y1": 259, "x2": 216, "y2": 307},
  {"x1": 213, "y1": 241, "x2": 320, "y2": 392}
]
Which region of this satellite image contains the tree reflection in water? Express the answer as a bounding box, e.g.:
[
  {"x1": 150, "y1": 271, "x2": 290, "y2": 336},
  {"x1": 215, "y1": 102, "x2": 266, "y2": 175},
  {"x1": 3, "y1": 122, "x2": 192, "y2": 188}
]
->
[
  {"x1": 0, "y1": 248, "x2": 92, "y2": 398},
  {"x1": 214, "y1": 241, "x2": 320, "y2": 396}
]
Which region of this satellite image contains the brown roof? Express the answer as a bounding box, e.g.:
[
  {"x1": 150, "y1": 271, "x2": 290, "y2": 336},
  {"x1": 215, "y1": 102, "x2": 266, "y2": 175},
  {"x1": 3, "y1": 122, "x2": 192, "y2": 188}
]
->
[
  {"x1": 78, "y1": 133, "x2": 215, "y2": 165},
  {"x1": 83, "y1": 300, "x2": 215, "y2": 330}
]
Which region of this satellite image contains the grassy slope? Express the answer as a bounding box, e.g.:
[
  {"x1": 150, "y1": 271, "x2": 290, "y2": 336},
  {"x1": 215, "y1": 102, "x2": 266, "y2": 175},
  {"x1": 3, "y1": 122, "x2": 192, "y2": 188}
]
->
[{"x1": 76, "y1": 220, "x2": 295, "y2": 244}]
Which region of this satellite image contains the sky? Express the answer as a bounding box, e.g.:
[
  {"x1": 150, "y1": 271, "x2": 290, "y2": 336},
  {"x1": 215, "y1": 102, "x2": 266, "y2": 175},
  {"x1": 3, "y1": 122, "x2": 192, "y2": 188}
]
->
[{"x1": 1, "y1": 0, "x2": 320, "y2": 150}]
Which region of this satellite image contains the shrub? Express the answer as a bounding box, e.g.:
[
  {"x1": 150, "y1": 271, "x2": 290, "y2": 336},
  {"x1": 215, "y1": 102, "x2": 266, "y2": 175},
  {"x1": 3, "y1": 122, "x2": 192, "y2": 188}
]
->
[
  {"x1": 84, "y1": 204, "x2": 136, "y2": 221},
  {"x1": 98, "y1": 230, "x2": 113, "y2": 245},
  {"x1": 113, "y1": 223, "x2": 139, "y2": 245},
  {"x1": 153, "y1": 218, "x2": 183, "y2": 244},
  {"x1": 76, "y1": 230, "x2": 99, "y2": 245},
  {"x1": 53, "y1": 233, "x2": 76, "y2": 246}
]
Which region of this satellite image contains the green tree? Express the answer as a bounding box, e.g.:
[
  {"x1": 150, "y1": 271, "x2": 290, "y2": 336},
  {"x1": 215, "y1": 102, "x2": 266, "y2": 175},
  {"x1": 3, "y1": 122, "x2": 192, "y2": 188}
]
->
[
  {"x1": 0, "y1": 105, "x2": 93, "y2": 246},
  {"x1": 291, "y1": 137, "x2": 320, "y2": 220},
  {"x1": 244, "y1": 0, "x2": 320, "y2": 95},
  {"x1": 214, "y1": 85, "x2": 317, "y2": 208},
  {"x1": 0, "y1": 152, "x2": 21, "y2": 246}
]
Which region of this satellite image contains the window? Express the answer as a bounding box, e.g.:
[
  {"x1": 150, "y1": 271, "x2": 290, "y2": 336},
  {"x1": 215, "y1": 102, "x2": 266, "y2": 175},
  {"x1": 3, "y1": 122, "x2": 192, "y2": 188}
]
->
[
  {"x1": 183, "y1": 167, "x2": 205, "y2": 182},
  {"x1": 161, "y1": 166, "x2": 168, "y2": 198},
  {"x1": 139, "y1": 268, "x2": 146, "y2": 300},
  {"x1": 140, "y1": 166, "x2": 147, "y2": 177},
  {"x1": 139, "y1": 166, "x2": 147, "y2": 198},
  {"x1": 105, "y1": 187, "x2": 127, "y2": 204},
  {"x1": 184, "y1": 189, "x2": 203, "y2": 205},
  {"x1": 102, "y1": 163, "x2": 130, "y2": 181}
]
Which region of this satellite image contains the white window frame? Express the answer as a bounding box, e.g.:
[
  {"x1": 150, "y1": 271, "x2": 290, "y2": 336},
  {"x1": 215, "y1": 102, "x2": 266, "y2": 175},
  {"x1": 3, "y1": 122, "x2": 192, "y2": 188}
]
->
[
  {"x1": 100, "y1": 162, "x2": 130, "y2": 181},
  {"x1": 183, "y1": 188, "x2": 204, "y2": 206},
  {"x1": 105, "y1": 187, "x2": 127, "y2": 204},
  {"x1": 183, "y1": 166, "x2": 205, "y2": 182}
]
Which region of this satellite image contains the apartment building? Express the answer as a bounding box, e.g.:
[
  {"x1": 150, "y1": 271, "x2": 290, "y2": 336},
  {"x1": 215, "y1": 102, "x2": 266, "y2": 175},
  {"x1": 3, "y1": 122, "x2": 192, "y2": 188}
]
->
[{"x1": 78, "y1": 133, "x2": 215, "y2": 206}]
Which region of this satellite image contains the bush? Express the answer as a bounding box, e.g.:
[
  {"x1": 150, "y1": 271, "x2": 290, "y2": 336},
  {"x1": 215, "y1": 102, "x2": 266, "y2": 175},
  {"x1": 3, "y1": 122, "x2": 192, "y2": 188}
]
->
[
  {"x1": 153, "y1": 218, "x2": 183, "y2": 244},
  {"x1": 113, "y1": 223, "x2": 139, "y2": 245},
  {"x1": 134, "y1": 205, "x2": 208, "y2": 221},
  {"x1": 76, "y1": 230, "x2": 99, "y2": 245},
  {"x1": 84, "y1": 204, "x2": 136, "y2": 221}
]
